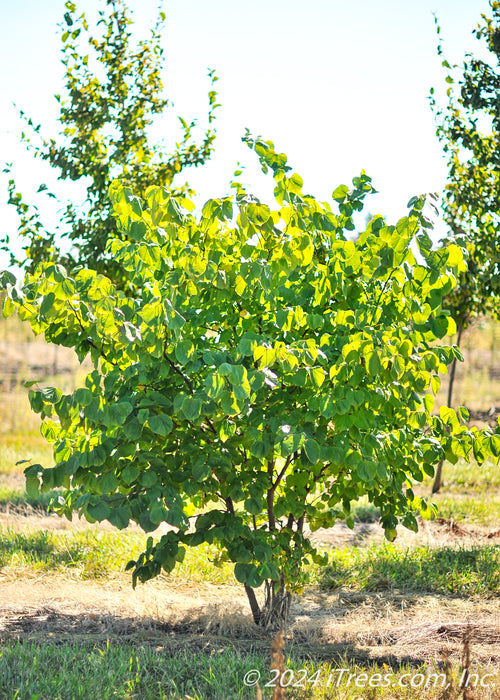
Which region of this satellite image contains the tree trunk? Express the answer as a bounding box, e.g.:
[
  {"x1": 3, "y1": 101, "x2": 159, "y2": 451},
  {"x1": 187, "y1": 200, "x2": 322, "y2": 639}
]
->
[
  {"x1": 244, "y1": 584, "x2": 263, "y2": 626},
  {"x1": 432, "y1": 323, "x2": 464, "y2": 494},
  {"x1": 244, "y1": 577, "x2": 291, "y2": 628}
]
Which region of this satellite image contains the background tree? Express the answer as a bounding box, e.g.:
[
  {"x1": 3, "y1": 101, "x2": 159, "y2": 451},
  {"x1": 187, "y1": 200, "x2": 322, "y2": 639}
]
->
[
  {"x1": 2, "y1": 136, "x2": 496, "y2": 627},
  {"x1": 430, "y1": 2, "x2": 500, "y2": 492},
  {"x1": 2, "y1": 0, "x2": 219, "y2": 286}
]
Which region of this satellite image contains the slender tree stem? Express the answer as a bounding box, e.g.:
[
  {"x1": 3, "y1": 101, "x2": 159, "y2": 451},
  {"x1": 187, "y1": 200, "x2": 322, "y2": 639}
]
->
[
  {"x1": 432, "y1": 322, "x2": 464, "y2": 494},
  {"x1": 244, "y1": 585, "x2": 261, "y2": 625}
]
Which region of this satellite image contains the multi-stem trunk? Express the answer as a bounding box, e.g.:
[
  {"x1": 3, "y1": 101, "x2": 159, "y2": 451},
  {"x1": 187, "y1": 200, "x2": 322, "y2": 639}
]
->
[
  {"x1": 244, "y1": 577, "x2": 292, "y2": 628},
  {"x1": 243, "y1": 458, "x2": 299, "y2": 627}
]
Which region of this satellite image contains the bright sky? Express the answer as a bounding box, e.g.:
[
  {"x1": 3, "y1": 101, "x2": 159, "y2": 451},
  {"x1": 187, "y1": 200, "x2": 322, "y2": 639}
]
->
[{"x1": 0, "y1": 0, "x2": 492, "y2": 269}]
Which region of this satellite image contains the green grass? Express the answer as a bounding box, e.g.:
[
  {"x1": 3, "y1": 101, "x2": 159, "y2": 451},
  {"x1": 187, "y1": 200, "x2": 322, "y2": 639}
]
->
[
  {"x1": 0, "y1": 641, "x2": 270, "y2": 700},
  {"x1": 433, "y1": 458, "x2": 500, "y2": 490},
  {"x1": 2, "y1": 523, "x2": 500, "y2": 598},
  {"x1": 0, "y1": 528, "x2": 145, "y2": 579},
  {"x1": 317, "y1": 543, "x2": 500, "y2": 597},
  {"x1": 0, "y1": 641, "x2": 497, "y2": 700},
  {"x1": 0, "y1": 486, "x2": 58, "y2": 513},
  {"x1": 430, "y1": 495, "x2": 500, "y2": 527},
  {"x1": 0, "y1": 526, "x2": 237, "y2": 584},
  {"x1": 348, "y1": 498, "x2": 380, "y2": 523}
]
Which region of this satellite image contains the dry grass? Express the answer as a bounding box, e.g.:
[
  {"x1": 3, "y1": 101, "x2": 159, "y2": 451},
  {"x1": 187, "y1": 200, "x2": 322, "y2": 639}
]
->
[{"x1": 0, "y1": 574, "x2": 499, "y2": 670}]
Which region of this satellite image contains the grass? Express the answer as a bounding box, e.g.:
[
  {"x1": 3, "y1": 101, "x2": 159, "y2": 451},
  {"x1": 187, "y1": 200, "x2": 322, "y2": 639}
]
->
[
  {"x1": 0, "y1": 485, "x2": 58, "y2": 513},
  {"x1": 0, "y1": 641, "x2": 498, "y2": 700},
  {"x1": 431, "y1": 315, "x2": 500, "y2": 411},
  {"x1": 0, "y1": 641, "x2": 270, "y2": 700},
  {"x1": 430, "y1": 495, "x2": 500, "y2": 527},
  {"x1": 0, "y1": 305, "x2": 36, "y2": 343},
  {"x1": 0, "y1": 432, "x2": 53, "y2": 473},
  {"x1": 317, "y1": 543, "x2": 500, "y2": 597},
  {"x1": 1, "y1": 521, "x2": 499, "y2": 599},
  {"x1": 434, "y1": 459, "x2": 500, "y2": 490},
  {"x1": 0, "y1": 528, "x2": 144, "y2": 578},
  {"x1": 0, "y1": 390, "x2": 46, "y2": 438},
  {"x1": 0, "y1": 526, "x2": 237, "y2": 584},
  {"x1": 420, "y1": 457, "x2": 500, "y2": 527}
]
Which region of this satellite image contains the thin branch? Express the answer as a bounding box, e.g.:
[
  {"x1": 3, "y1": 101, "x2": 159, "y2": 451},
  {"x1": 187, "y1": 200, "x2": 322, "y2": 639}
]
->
[
  {"x1": 266, "y1": 459, "x2": 276, "y2": 531},
  {"x1": 313, "y1": 462, "x2": 331, "y2": 484},
  {"x1": 163, "y1": 352, "x2": 194, "y2": 394},
  {"x1": 273, "y1": 454, "x2": 293, "y2": 490},
  {"x1": 204, "y1": 418, "x2": 217, "y2": 435},
  {"x1": 68, "y1": 301, "x2": 117, "y2": 366}
]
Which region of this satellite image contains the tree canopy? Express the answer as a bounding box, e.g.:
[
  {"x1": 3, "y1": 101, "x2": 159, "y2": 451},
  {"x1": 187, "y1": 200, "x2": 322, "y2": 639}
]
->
[
  {"x1": 429, "y1": 2, "x2": 500, "y2": 491},
  {"x1": 3, "y1": 0, "x2": 219, "y2": 286},
  {"x1": 431, "y1": 1, "x2": 500, "y2": 330}
]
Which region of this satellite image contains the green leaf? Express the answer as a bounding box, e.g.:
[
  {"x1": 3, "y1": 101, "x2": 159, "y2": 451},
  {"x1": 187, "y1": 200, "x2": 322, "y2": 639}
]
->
[
  {"x1": 75, "y1": 388, "x2": 93, "y2": 406},
  {"x1": 310, "y1": 367, "x2": 325, "y2": 388},
  {"x1": 303, "y1": 438, "x2": 320, "y2": 464},
  {"x1": 332, "y1": 185, "x2": 349, "y2": 203},
  {"x1": 439, "y1": 405, "x2": 459, "y2": 429},
  {"x1": 175, "y1": 340, "x2": 195, "y2": 365},
  {"x1": 105, "y1": 402, "x2": 133, "y2": 427},
  {"x1": 123, "y1": 418, "x2": 142, "y2": 440},
  {"x1": 250, "y1": 440, "x2": 269, "y2": 459},
  {"x1": 99, "y1": 471, "x2": 118, "y2": 493},
  {"x1": 87, "y1": 501, "x2": 110, "y2": 521},
  {"x1": 366, "y1": 351, "x2": 381, "y2": 376},
  {"x1": 26, "y1": 477, "x2": 40, "y2": 499},
  {"x1": 445, "y1": 244, "x2": 463, "y2": 267},
  {"x1": 166, "y1": 508, "x2": 186, "y2": 528},
  {"x1": 490, "y1": 436, "x2": 500, "y2": 458},
  {"x1": 288, "y1": 173, "x2": 303, "y2": 194},
  {"x1": 181, "y1": 397, "x2": 202, "y2": 421},
  {"x1": 40, "y1": 293, "x2": 56, "y2": 317},
  {"x1": 149, "y1": 414, "x2": 173, "y2": 436},
  {"x1": 150, "y1": 503, "x2": 167, "y2": 526},
  {"x1": 121, "y1": 464, "x2": 139, "y2": 485},
  {"x1": 220, "y1": 363, "x2": 247, "y2": 385},
  {"x1": 108, "y1": 508, "x2": 130, "y2": 530},
  {"x1": 253, "y1": 346, "x2": 276, "y2": 368},
  {"x1": 429, "y1": 315, "x2": 452, "y2": 339},
  {"x1": 244, "y1": 497, "x2": 262, "y2": 515},
  {"x1": 41, "y1": 387, "x2": 62, "y2": 403},
  {"x1": 234, "y1": 562, "x2": 265, "y2": 588}
]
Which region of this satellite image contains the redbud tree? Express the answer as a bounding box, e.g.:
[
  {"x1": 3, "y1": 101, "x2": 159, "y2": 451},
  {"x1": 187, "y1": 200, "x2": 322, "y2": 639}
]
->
[{"x1": 2, "y1": 136, "x2": 497, "y2": 626}]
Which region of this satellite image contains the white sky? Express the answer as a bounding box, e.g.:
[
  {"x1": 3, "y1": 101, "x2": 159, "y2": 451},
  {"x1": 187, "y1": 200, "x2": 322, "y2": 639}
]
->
[{"x1": 0, "y1": 0, "x2": 493, "y2": 269}]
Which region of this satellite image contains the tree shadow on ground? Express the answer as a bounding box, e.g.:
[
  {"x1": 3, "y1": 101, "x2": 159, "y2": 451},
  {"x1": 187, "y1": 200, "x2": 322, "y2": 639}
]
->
[{"x1": 0, "y1": 605, "x2": 432, "y2": 668}]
